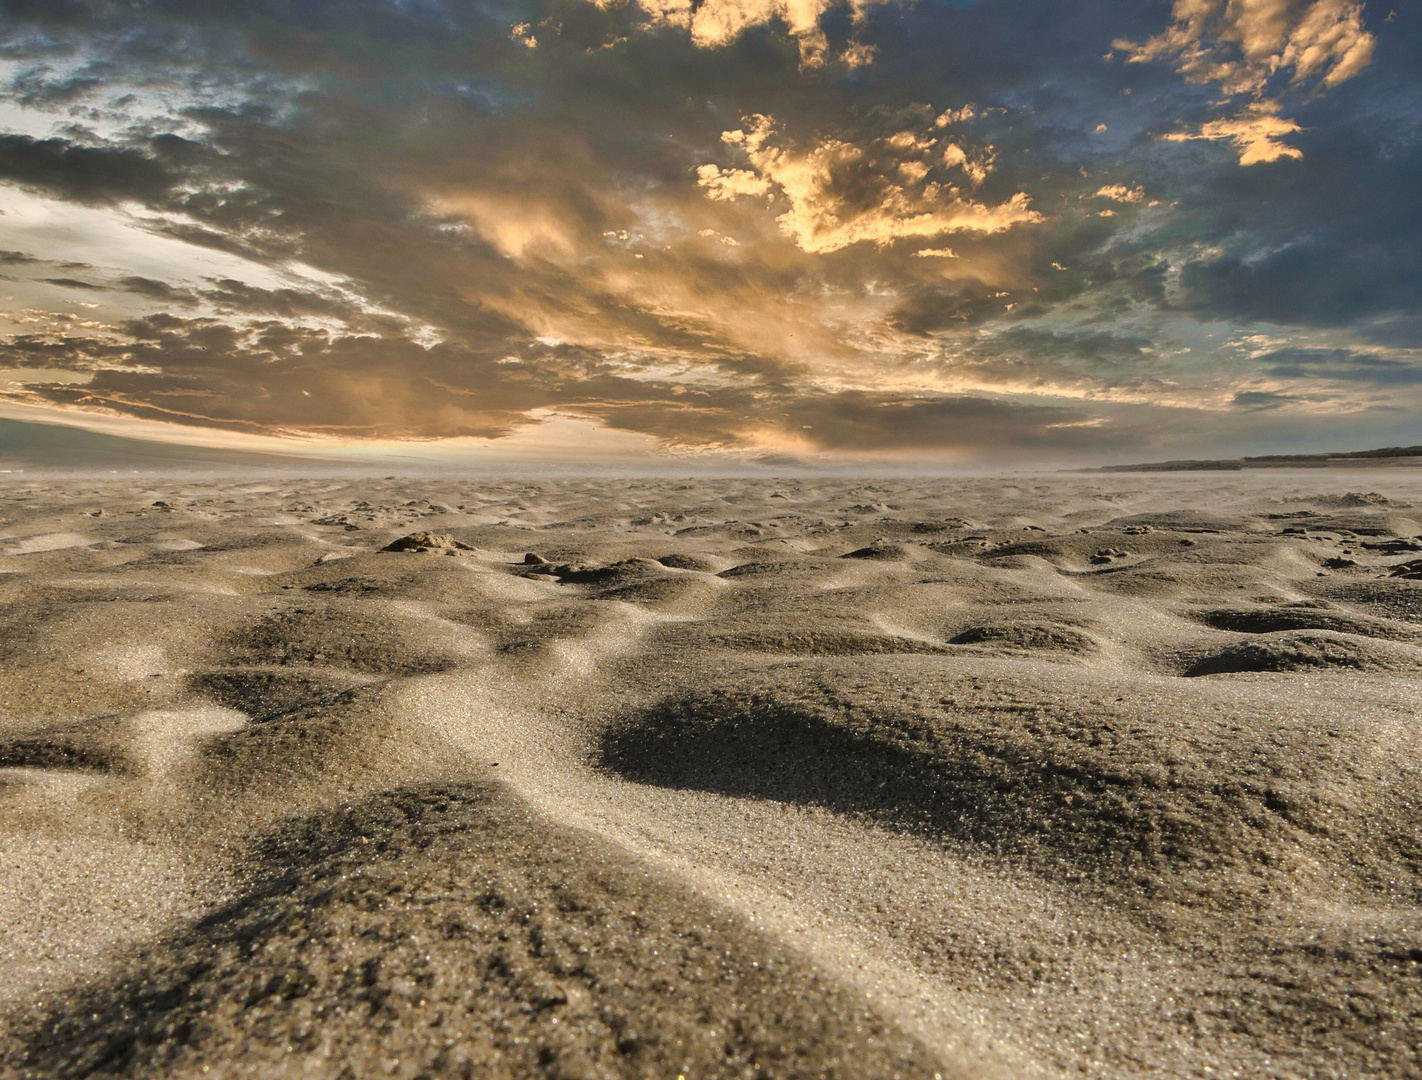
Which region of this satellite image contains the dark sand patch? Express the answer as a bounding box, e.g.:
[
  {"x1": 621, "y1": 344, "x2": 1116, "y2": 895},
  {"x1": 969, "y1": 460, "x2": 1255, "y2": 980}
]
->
[
  {"x1": 708, "y1": 628, "x2": 947, "y2": 655},
  {"x1": 0, "y1": 714, "x2": 125, "y2": 775},
  {"x1": 219, "y1": 602, "x2": 469, "y2": 676},
  {"x1": 188, "y1": 667, "x2": 373, "y2": 724}
]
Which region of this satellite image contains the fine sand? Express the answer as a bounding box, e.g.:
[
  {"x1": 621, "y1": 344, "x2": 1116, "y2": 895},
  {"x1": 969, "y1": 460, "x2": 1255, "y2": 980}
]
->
[{"x1": 0, "y1": 471, "x2": 1419, "y2": 1078}]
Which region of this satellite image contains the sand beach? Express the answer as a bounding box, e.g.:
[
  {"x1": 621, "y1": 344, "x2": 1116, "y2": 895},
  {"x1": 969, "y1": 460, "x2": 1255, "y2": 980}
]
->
[{"x1": 0, "y1": 471, "x2": 1417, "y2": 1078}]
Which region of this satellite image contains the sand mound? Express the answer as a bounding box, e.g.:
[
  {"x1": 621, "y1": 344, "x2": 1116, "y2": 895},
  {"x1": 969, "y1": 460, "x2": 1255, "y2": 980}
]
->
[
  {"x1": 1191, "y1": 603, "x2": 1420, "y2": 641},
  {"x1": 716, "y1": 558, "x2": 810, "y2": 579},
  {"x1": 3, "y1": 784, "x2": 938, "y2": 1080},
  {"x1": 841, "y1": 544, "x2": 915, "y2": 561},
  {"x1": 948, "y1": 622, "x2": 1098, "y2": 654},
  {"x1": 655, "y1": 553, "x2": 720, "y2": 572},
  {"x1": 1313, "y1": 577, "x2": 1422, "y2": 623},
  {"x1": 1184, "y1": 629, "x2": 1422, "y2": 675},
  {"x1": 521, "y1": 558, "x2": 665, "y2": 589}
]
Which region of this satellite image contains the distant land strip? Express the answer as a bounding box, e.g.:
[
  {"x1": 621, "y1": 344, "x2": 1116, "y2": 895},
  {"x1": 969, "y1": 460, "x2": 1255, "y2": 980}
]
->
[{"x1": 1095, "y1": 445, "x2": 1422, "y2": 472}]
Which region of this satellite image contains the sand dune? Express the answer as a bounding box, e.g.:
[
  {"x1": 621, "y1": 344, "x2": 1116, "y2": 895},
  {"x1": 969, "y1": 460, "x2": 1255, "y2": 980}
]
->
[{"x1": 1, "y1": 472, "x2": 1420, "y2": 1078}]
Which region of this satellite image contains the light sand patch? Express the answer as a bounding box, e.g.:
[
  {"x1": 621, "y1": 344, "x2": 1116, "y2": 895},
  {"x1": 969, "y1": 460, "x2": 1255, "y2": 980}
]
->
[
  {"x1": 86, "y1": 643, "x2": 170, "y2": 681},
  {"x1": 128, "y1": 706, "x2": 249, "y2": 777},
  {"x1": 1, "y1": 533, "x2": 94, "y2": 555}
]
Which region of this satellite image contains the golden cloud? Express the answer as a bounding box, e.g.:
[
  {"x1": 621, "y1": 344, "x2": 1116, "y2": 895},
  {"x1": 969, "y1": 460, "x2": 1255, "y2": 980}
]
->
[
  {"x1": 1114, "y1": 0, "x2": 1374, "y2": 95},
  {"x1": 696, "y1": 163, "x2": 773, "y2": 201},
  {"x1": 1116, "y1": 0, "x2": 1375, "y2": 165},
  {"x1": 585, "y1": 0, "x2": 897, "y2": 66},
  {"x1": 1093, "y1": 183, "x2": 1147, "y2": 203},
  {"x1": 1161, "y1": 99, "x2": 1304, "y2": 165},
  {"x1": 699, "y1": 114, "x2": 1042, "y2": 254}
]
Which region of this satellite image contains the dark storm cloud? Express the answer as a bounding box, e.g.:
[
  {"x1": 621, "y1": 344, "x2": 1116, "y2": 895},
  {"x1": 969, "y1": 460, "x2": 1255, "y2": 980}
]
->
[
  {"x1": 39, "y1": 276, "x2": 107, "y2": 289},
  {"x1": 992, "y1": 327, "x2": 1151, "y2": 367},
  {"x1": 780, "y1": 392, "x2": 1107, "y2": 454},
  {"x1": 0, "y1": 134, "x2": 175, "y2": 203},
  {"x1": 1232, "y1": 390, "x2": 1295, "y2": 411},
  {"x1": 1361, "y1": 316, "x2": 1422, "y2": 349},
  {"x1": 117, "y1": 276, "x2": 196, "y2": 302},
  {"x1": 1157, "y1": 14, "x2": 1422, "y2": 329},
  {"x1": 1259, "y1": 348, "x2": 1422, "y2": 387},
  {"x1": 10, "y1": 64, "x2": 110, "y2": 107},
  {"x1": 889, "y1": 283, "x2": 1014, "y2": 335}
]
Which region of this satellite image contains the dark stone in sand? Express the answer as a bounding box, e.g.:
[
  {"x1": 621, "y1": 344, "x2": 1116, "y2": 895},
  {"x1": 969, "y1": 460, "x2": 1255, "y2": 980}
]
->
[{"x1": 657, "y1": 553, "x2": 715, "y2": 571}]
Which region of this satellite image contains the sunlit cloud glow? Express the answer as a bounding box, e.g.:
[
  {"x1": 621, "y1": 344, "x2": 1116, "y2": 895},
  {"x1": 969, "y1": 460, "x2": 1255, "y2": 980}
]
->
[{"x1": 699, "y1": 114, "x2": 1041, "y2": 254}]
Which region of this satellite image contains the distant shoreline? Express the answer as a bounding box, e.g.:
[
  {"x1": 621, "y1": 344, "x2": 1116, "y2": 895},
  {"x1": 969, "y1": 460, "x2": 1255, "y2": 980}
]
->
[{"x1": 1093, "y1": 445, "x2": 1422, "y2": 472}]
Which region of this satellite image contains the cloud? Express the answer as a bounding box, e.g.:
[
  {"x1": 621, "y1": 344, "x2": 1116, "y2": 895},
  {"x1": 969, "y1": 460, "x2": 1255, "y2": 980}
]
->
[
  {"x1": 1117, "y1": 0, "x2": 1376, "y2": 165},
  {"x1": 1232, "y1": 389, "x2": 1296, "y2": 409},
  {"x1": 1179, "y1": 226, "x2": 1422, "y2": 326},
  {"x1": 1360, "y1": 316, "x2": 1422, "y2": 349},
  {"x1": 0, "y1": 134, "x2": 175, "y2": 203},
  {"x1": 777, "y1": 391, "x2": 1106, "y2": 454},
  {"x1": 39, "y1": 276, "x2": 107, "y2": 290},
  {"x1": 696, "y1": 164, "x2": 773, "y2": 201},
  {"x1": 0, "y1": 318, "x2": 545, "y2": 439},
  {"x1": 1258, "y1": 346, "x2": 1422, "y2": 385},
  {"x1": 699, "y1": 114, "x2": 1042, "y2": 254},
  {"x1": 0, "y1": 311, "x2": 1128, "y2": 460},
  {"x1": 581, "y1": 0, "x2": 897, "y2": 67},
  {"x1": 1161, "y1": 99, "x2": 1303, "y2": 164},
  {"x1": 585, "y1": 385, "x2": 1118, "y2": 458},
  {"x1": 1114, "y1": 0, "x2": 1375, "y2": 95},
  {"x1": 1093, "y1": 184, "x2": 1146, "y2": 203},
  {"x1": 0, "y1": 0, "x2": 1412, "y2": 463}
]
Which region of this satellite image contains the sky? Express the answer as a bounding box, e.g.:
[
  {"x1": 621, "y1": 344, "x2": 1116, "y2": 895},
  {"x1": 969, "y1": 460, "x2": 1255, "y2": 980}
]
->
[{"x1": 0, "y1": 0, "x2": 1415, "y2": 467}]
